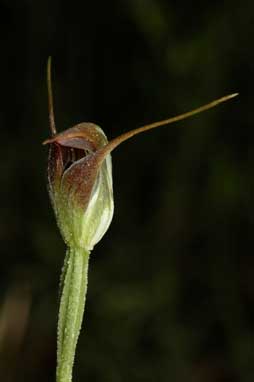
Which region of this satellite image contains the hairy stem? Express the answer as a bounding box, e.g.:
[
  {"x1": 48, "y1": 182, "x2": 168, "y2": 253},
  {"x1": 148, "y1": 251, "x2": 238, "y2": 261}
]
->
[{"x1": 56, "y1": 246, "x2": 90, "y2": 382}]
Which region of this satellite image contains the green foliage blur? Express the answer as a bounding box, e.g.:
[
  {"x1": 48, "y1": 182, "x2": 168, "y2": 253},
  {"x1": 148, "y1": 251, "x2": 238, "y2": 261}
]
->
[{"x1": 0, "y1": 1, "x2": 253, "y2": 381}]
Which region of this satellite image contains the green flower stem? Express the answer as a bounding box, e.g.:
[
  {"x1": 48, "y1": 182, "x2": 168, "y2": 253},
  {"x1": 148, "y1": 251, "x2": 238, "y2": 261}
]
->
[{"x1": 56, "y1": 246, "x2": 90, "y2": 382}]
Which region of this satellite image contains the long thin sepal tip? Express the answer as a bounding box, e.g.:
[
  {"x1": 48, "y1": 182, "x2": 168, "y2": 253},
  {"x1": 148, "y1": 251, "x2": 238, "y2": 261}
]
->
[{"x1": 47, "y1": 56, "x2": 57, "y2": 136}]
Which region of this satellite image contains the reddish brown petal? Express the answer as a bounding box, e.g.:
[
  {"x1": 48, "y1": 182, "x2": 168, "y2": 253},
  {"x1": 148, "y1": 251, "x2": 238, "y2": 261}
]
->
[
  {"x1": 43, "y1": 123, "x2": 107, "y2": 152},
  {"x1": 61, "y1": 153, "x2": 100, "y2": 210}
]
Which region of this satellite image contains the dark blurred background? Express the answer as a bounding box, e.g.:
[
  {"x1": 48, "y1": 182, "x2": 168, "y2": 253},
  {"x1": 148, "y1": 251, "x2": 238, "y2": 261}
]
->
[{"x1": 0, "y1": 0, "x2": 253, "y2": 381}]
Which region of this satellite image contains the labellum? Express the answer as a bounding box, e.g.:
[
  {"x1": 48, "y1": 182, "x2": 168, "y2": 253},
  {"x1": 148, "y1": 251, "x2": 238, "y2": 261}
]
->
[{"x1": 43, "y1": 57, "x2": 237, "y2": 382}]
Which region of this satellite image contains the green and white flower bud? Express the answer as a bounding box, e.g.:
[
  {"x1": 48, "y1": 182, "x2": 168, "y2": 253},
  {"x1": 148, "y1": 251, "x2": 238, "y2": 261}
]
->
[{"x1": 44, "y1": 123, "x2": 114, "y2": 251}]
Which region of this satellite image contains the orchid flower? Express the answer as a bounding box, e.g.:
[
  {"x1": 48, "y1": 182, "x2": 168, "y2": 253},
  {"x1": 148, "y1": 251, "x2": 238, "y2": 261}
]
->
[{"x1": 43, "y1": 57, "x2": 237, "y2": 382}]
